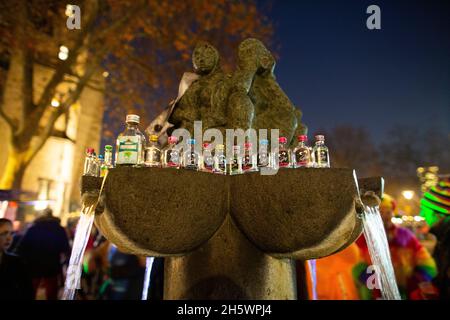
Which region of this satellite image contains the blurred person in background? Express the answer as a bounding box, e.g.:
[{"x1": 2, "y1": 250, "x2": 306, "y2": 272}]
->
[
  {"x1": 16, "y1": 208, "x2": 70, "y2": 300},
  {"x1": 315, "y1": 243, "x2": 368, "y2": 300},
  {"x1": 356, "y1": 194, "x2": 439, "y2": 299},
  {"x1": 0, "y1": 218, "x2": 33, "y2": 300},
  {"x1": 98, "y1": 243, "x2": 146, "y2": 300}
]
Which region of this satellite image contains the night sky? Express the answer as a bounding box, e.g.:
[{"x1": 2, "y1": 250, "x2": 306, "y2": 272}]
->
[{"x1": 267, "y1": 0, "x2": 449, "y2": 140}]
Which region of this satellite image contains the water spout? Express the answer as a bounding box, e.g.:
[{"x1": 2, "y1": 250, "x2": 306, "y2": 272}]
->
[
  {"x1": 141, "y1": 257, "x2": 155, "y2": 300},
  {"x1": 361, "y1": 205, "x2": 401, "y2": 300},
  {"x1": 62, "y1": 172, "x2": 108, "y2": 300}
]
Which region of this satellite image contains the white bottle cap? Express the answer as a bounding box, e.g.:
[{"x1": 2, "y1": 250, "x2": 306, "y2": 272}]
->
[
  {"x1": 315, "y1": 135, "x2": 325, "y2": 141},
  {"x1": 126, "y1": 114, "x2": 140, "y2": 123}
]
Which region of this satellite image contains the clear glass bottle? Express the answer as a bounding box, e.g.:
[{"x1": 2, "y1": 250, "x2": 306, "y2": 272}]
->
[
  {"x1": 242, "y1": 142, "x2": 258, "y2": 172},
  {"x1": 201, "y1": 142, "x2": 214, "y2": 173},
  {"x1": 162, "y1": 136, "x2": 181, "y2": 168},
  {"x1": 98, "y1": 154, "x2": 105, "y2": 177},
  {"x1": 274, "y1": 136, "x2": 291, "y2": 169},
  {"x1": 257, "y1": 139, "x2": 271, "y2": 168},
  {"x1": 183, "y1": 138, "x2": 199, "y2": 171},
  {"x1": 213, "y1": 144, "x2": 227, "y2": 175},
  {"x1": 313, "y1": 135, "x2": 330, "y2": 168},
  {"x1": 92, "y1": 152, "x2": 101, "y2": 176},
  {"x1": 83, "y1": 148, "x2": 95, "y2": 176},
  {"x1": 115, "y1": 114, "x2": 146, "y2": 166},
  {"x1": 145, "y1": 134, "x2": 162, "y2": 167},
  {"x1": 228, "y1": 145, "x2": 243, "y2": 175},
  {"x1": 100, "y1": 145, "x2": 114, "y2": 177},
  {"x1": 293, "y1": 135, "x2": 312, "y2": 168}
]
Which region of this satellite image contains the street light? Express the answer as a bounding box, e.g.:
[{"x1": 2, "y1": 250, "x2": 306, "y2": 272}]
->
[
  {"x1": 51, "y1": 98, "x2": 60, "y2": 108},
  {"x1": 58, "y1": 45, "x2": 69, "y2": 61},
  {"x1": 402, "y1": 190, "x2": 414, "y2": 200}
]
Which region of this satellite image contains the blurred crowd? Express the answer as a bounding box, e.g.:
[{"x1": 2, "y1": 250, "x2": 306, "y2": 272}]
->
[
  {"x1": 301, "y1": 193, "x2": 450, "y2": 300},
  {"x1": 0, "y1": 193, "x2": 449, "y2": 300},
  {"x1": 0, "y1": 208, "x2": 164, "y2": 300}
]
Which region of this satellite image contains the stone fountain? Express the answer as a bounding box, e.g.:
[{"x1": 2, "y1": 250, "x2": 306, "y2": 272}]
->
[{"x1": 81, "y1": 39, "x2": 383, "y2": 299}]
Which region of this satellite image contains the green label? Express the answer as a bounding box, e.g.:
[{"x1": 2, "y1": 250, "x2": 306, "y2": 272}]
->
[{"x1": 117, "y1": 136, "x2": 140, "y2": 164}]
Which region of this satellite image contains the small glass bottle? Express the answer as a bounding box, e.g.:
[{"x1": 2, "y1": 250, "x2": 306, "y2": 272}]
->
[
  {"x1": 213, "y1": 144, "x2": 227, "y2": 175},
  {"x1": 183, "y1": 138, "x2": 200, "y2": 171},
  {"x1": 100, "y1": 145, "x2": 114, "y2": 177},
  {"x1": 313, "y1": 135, "x2": 330, "y2": 168},
  {"x1": 162, "y1": 136, "x2": 181, "y2": 168},
  {"x1": 242, "y1": 142, "x2": 258, "y2": 172},
  {"x1": 228, "y1": 145, "x2": 243, "y2": 175},
  {"x1": 115, "y1": 114, "x2": 146, "y2": 166},
  {"x1": 98, "y1": 154, "x2": 105, "y2": 177},
  {"x1": 145, "y1": 134, "x2": 162, "y2": 167},
  {"x1": 201, "y1": 142, "x2": 214, "y2": 173},
  {"x1": 92, "y1": 152, "x2": 101, "y2": 176},
  {"x1": 257, "y1": 139, "x2": 271, "y2": 169},
  {"x1": 275, "y1": 137, "x2": 291, "y2": 169},
  {"x1": 293, "y1": 135, "x2": 312, "y2": 168},
  {"x1": 83, "y1": 148, "x2": 95, "y2": 176}
]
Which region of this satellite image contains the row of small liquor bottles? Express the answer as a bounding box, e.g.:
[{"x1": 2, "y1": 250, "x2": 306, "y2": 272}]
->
[{"x1": 83, "y1": 115, "x2": 330, "y2": 177}]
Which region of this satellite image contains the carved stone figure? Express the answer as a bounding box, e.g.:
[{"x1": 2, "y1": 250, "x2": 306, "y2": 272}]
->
[
  {"x1": 168, "y1": 41, "x2": 228, "y2": 136},
  {"x1": 161, "y1": 38, "x2": 306, "y2": 145}
]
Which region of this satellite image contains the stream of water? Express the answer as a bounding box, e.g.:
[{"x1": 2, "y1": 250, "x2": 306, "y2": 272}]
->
[{"x1": 361, "y1": 206, "x2": 401, "y2": 300}]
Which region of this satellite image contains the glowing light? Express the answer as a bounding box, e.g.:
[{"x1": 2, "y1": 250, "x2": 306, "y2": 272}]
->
[
  {"x1": 402, "y1": 190, "x2": 414, "y2": 200},
  {"x1": 34, "y1": 200, "x2": 49, "y2": 211},
  {"x1": 58, "y1": 46, "x2": 69, "y2": 61},
  {"x1": 102, "y1": 71, "x2": 109, "y2": 78},
  {"x1": 51, "y1": 98, "x2": 60, "y2": 108}
]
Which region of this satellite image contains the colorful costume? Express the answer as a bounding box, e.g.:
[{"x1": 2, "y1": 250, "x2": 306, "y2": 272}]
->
[
  {"x1": 356, "y1": 225, "x2": 438, "y2": 299},
  {"x1": 315, "y1": 243, "x2": 366, "y2": 300}
]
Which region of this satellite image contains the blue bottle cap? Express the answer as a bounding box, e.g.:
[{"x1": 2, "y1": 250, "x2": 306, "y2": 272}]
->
[
  {"x1": 259, "y1": 139, "x2": 269, "y2": 145},
  {"x1": 188, "y1": 138, "x2": 196, "y2": 144}
]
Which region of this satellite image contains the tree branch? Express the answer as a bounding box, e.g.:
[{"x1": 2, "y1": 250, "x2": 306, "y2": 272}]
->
[
  {"x1": 0, "y1": 103, "x2": 17, "y2": 132},
  {"x1": 22, "y1": 45, "x2": 34, "y2": 128},
  {"x1": 88, "y1": 0, "x2": 148, "y2": 44},
  {"x1": 28, "y1": 0, "x2": 101, "y2": 134}
]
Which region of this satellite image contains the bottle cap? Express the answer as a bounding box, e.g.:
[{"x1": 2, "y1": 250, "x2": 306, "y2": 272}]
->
[
  {"x1": 315, "y1": 135, "x2": 325, "y2": 141},
  {"x1": 244, "y1": 142, "x2": 252, "y2": 149},
  {"x1": 297, "y1": 135, "x2": 307, "y2": 142},
  {"x1": 188, "y1": 138, "x2": 196, "y2": 145},
  {"x1": 98, "y1": 155, "x2": 104, "y2": 160},
  {"x1": 86, "y1": 148, "x2": 94, "y2": 154},
  {"x1": 202, "y1": 142, "x2": 210, "y2": 149},
  {"x1": 105, "y1": 145, "x2": 113, "y2": 151},
  {"x1": 216, "y1": 144, "x2": 225, "y2": 150},
  {"x1": 168, "y1": 136, "x2": 178, "y2": 144},
  {"x1": 279, "y1": 137, "x2": 287, "y2": 144},
  {"x1": 150, "y1": 135, "x2": 158, "y2": 142},
  {"x1": 259, "y1": 139, "x2": 269, "y2": 145},
  {"x1": 126, "y1": 114, "x2": 140, "y2": 124}
]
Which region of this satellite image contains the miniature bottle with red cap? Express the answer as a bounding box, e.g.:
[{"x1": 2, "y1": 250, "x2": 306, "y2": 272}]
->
[
  {"x1": 293, "y1": 135, "x2": 312, "y2": 168},
  {"x1": 201, "y1": 142, "x2": 214, "y2": 173},
  {"x1": 242, "y1": 142, "x2": 258, "y2": 172},
  {"x1": 275, "y1": 136, "x2": 292, "y2": 169},
  {"x1": 162, "y1": 136, "x2": 181, "y2": 168},
  {"x1": 312, "y1": 135, "x2": 330, "y2": 168}
]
